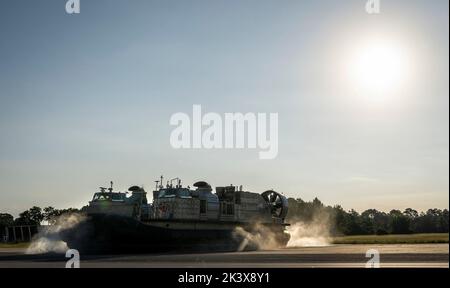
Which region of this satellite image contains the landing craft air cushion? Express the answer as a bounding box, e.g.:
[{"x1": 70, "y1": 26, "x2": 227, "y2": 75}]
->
[{"x1": 60, "y1": 177, "x2": 290, "y2": 253}]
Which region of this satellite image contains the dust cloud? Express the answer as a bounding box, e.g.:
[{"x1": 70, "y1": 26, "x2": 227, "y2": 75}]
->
[
  {"x1": 286, "y1": 212, "x2": 332, "y2": 247},
  {"x1": 286, "y1": 221, "x2": 331, "y2": 247},
  {"x1": 233, "y1": 224, "x2": 283, "y2": 251},
  {"x1": 233, "y1": 211, "x2": 333, "y2": 250},
  {"x1": 26, "y1": 213, "x2": 86, "y2": 254}
]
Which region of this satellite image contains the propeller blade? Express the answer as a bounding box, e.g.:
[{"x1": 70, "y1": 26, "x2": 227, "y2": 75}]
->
[{"x1": 274, "y1": 203, "x2": 283, "y2": 209}]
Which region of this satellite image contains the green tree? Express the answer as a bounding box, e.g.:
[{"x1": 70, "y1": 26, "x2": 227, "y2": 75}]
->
[
  {"x1": 14, "y1": 206, "x2": 44, "y2": 225},
  {"x1": 0, "y1": 213, "x2": 14, "y2": 227},
  {"x1": 389, "y1": 210, "x2": 411, "y2": 234}
]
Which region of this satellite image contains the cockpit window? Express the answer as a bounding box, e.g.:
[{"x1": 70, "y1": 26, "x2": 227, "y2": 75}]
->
[
  {"x1": 111, "y1": 193, "x2": 125, "y2": 201},
  {"x1": 178, "y1": 189, "x2": 191, "y2": 198},
  {"x1": 93, "y1": 193, "x2": 109, "y2": 201},
  {"x1": 92, "y1": 193, "x2": 125, "y2": 202},
  {"x1": 158, "y1": 189, "x2": 176, "y2": 198},
  {"x1": 158, "y1": 188, "x2": 191, "y2": 198}
]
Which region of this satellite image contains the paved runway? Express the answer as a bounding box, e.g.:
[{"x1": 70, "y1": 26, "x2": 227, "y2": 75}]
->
[{"x1": 0, "y1": 244, "x2": 448, "y2": 268}]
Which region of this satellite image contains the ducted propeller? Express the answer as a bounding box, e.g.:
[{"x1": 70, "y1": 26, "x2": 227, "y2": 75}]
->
[{"x1": 261, "y1": 190, "x2": 288, "y2": 219}]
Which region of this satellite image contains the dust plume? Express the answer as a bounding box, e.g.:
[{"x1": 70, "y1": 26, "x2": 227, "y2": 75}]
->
[
  {"x1": 286, "y1": 221, "x2": 331, "y2": 247},
  {"x1": 286, "y1": 212, "x2": 332, "y2": 247},
  {"x1": 26, "y1": 213, "x2": 87, "y2": 254},
  {"x1": 233, "y1": 223, "x2": 287, "y2": 251}
]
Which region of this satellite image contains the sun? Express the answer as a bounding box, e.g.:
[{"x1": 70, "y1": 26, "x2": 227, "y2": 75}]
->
[{"x1": 348, "y1": 39, "x2": 409, "y2": 103}]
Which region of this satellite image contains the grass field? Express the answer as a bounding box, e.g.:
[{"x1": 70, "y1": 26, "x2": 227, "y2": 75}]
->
[
  {"x1": 0, "y1": 242, "x2": 30, "y2": 249},
  {"x1": 332, "y1": 233, "x2": 449, "y2": 244}
]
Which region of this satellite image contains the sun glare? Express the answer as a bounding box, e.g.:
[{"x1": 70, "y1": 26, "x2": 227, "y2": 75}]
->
[{"x1": 348, "y1": 40, "x2": 409, "y2": 103}]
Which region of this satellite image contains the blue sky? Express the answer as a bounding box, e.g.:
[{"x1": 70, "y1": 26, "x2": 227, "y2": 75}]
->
[{"x1": 0, "y1": 0, "x2": 448, "y2": 216}]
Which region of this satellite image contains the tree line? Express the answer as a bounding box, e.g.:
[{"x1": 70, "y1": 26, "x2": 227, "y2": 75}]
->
[
  {"x1": 286, "y1": 198, "x2": 449, "y2": 235},
  {"x1": 1, "y1": 200, "x2": 449, "y2": 236},
  {"x1": 0, "y1": 206, "x2": 80, "y2": 229}
]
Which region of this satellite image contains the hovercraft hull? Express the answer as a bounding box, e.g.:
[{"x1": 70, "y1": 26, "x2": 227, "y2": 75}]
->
[{"x1": 60, "y1": 213, "x2": 289, "y2": 254}]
